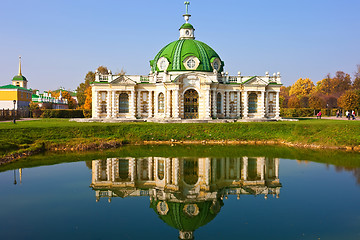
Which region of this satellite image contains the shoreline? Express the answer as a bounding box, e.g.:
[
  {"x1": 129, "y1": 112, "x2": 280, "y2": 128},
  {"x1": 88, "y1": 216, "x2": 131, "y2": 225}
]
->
[{"x1": 1, "y1": 139, "x2": 359, "y2": 166}]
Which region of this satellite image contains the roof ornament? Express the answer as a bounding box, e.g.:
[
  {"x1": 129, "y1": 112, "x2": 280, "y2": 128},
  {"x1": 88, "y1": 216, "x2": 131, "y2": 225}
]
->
[
  {"x1": 18, "y1": 56, "x2": 22, "y2": 76},
  {"x1": 183, "y1": 1, "x2": 191, "y2": 23}
]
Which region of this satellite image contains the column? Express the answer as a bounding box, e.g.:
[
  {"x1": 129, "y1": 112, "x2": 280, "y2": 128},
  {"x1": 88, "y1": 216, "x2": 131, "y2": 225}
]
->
[
  {"x1": 265, "y1": 91, "x2": 269, "y2": 118},
  {"x1": 205, "y1": 89, "x2": 211, "y2": 119},
  {"x1": 275, "y1": 158, "x2": 279, "y2": 179},
  {"x1": 237, "y1": 91, "x2": 241, "y2": 118},
  {"x1": 129, "y1": 158, "x2": 136, "y2": 182},
  {"x1": 221, "y1": 158, "x2": 225, "y2": 180},
  {"x1": 259, "y1": 157, "x2": 265, "y2": 180},
  {"x1": 212, "y1": 90, "x2": 217, "y2": 118},
  {"x1": 130, "y1": 90, "x2": 136, "y2": 118},
  {"x1": 174, "y1": 158, "x2": 179, "y2": 185},
  {"x1": 111, "y1": 91, "x2": 117, "y2": 118},
  {"x1": 92, "y1": 89, "x2": 99, "y2": 118},
  {"x1": 243, "y1": 91, "x2": 248, "y2": 119},
  {"x1": 154, "y1": 92, "x2": 158, "y2": 118},
  {"x1": 242, "y1": 157, "x2": 248, "y2": 181},
  {"x1": 148, "y1": 91, "x2": 153, "y2": 118},
  {"x1": 225, "y1": 157, "x2": 230, "y2": 179},
  {"x1": 275, "y1": 91, "x2": 280, "y2": 119},
  {"x1": 221, "y1": 91, "x2": 225, "y2": 116},
  {"x1": 148, "y1": 157, "x2": 153, "y2": 181},
  {"x1": 165, "y1": 90, "x2": 171, "y2": 118},
  {"x1": 260, "y1": 91, "x2": 265, "y2": 118},
  {"x1": 212, "y1": 159, "x2": 217, "y2": 183},
  {"x1": 205, "y1": 158, "x2": 211, "y2": 186},
  {"x1": 236, "y1": 157, "x2": 241, "y2": 180},
  {"x1": 106, "y1": 90, "x2": 112, "y2": 118},
  {"x1": 174, "y1": 89, "x2": 180, "y2": 119},
  {"x1": 137, "y1": 91, "x2": 142, "y2": 118},
  {"x1": 166, "y1": 158, "x2": 171, "y2": 184},
  {"x1": 225, "y1": 91, "x2": 230, "y2": 118}
]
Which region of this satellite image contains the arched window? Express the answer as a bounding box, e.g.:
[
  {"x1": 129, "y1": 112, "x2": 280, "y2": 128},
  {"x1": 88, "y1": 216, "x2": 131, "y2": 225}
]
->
[
  {"x1": 158, "y1": 159, "x2": 164, "y2": 180},
  {"x1": 119, "y1": 93, "x2": 129, "y2": 113},
  {"x1": 216, "y1": 93, "x2": 222, "y2": 114},
  {"x1": 183, "y1": 159, "x2": 198, "y2": 185},
  {"x1": 248, "y1": 93, "x2": 258, "y2": 113},
  {"x1": 158, "y1": 93, "x2": 164, "y2": 113}
]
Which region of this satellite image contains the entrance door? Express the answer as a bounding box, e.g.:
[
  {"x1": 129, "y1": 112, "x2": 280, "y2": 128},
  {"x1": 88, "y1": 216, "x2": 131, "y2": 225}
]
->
[{"x1": 184, "y1": 89, "x2": 199, "y2": 119}]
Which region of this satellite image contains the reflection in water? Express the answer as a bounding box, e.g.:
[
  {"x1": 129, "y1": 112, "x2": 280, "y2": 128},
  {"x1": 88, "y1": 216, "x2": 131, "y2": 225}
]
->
[{"x1": 90, "y1": 157, "x2": 281, "y2": 239}]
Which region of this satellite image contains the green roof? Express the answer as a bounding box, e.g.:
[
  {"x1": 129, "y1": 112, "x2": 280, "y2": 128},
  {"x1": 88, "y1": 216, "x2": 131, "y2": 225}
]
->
[
  {"x1": 180, "y1": 23, "x2": 194, "y2": 30},
  {"x1": 150, "y1": 200, "x2": 223, "y2": 232},
  {"x1": 150, "y1": 39, "x2": 224, "y2": 73},
  {"x1": 12, "y1": 75, "x2": 27, "y2": 81},
  {"x1": 0, "y1": 84, "x2": 30, "y2": 91}
]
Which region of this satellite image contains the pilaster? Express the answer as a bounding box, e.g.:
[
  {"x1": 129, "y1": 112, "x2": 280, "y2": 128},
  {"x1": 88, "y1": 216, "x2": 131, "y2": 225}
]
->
[
  {"x1": 236, "y1": 91, "x2": 241, "y2": 118},
  {"x1": 275, "y1": 91, "x2": 280, "y2": 119},
  {"x1": 106, "y1": 90, "x2": 112, "y2": 119},
  {"x1": 148, "y1": 91, "x2": 153, "y2": 118},
  {"x1": 212, "y1": 90, "x2": 217, "y2": 118},
  {"x1": 243, "y1": 91, "x2": 248, "y2": 119},
  {"x1": 225, "y1": 91, "x2": 230, "y2": 118}
]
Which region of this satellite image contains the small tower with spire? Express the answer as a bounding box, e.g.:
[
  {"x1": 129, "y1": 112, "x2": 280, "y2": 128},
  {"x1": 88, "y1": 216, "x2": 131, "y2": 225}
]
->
[
  {"x1": 12, "y1": 56, "x2": 28, "y2": 89},
  {"x1": 179, "y1": 1, "x2": 195, "y2": 40}
]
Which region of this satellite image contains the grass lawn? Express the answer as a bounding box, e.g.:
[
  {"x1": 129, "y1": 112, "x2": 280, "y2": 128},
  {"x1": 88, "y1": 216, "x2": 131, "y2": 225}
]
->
[{"x1": 1, "y1": 118, "x2": 360, "y2": 158}]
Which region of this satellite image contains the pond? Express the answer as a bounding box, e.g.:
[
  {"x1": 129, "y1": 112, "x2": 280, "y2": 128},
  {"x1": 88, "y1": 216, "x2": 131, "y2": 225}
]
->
[{"x1": 0, "y1": 145, "x2": 360, "y2": 240}]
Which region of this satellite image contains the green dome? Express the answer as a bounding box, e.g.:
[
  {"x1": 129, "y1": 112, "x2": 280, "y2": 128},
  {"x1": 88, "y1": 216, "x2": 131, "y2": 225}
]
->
[
  {"x1": 150, "y1": 200, "x2": 223, "y2": 232},
  {"x1": 12, "y1": 75, "x2": 27, "y2": 81},
  {"x1": 180, "y1": 23, "x2": 194, "y2": 30},
  {"x1": 150, "y1": 39, "x2": 224, "y2": 73}
]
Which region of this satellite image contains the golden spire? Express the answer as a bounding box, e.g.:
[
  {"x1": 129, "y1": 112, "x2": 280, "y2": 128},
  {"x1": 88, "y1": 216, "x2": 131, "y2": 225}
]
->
[{"x1": 18, "y1": 56, "x2": 22, "y2": 76}]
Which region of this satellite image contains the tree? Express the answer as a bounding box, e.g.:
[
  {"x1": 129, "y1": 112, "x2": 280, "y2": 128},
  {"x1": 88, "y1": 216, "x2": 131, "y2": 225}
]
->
[
  {"x1": 288, "y1": 96, "x2": 301, "y2": 108},
  {"x1": 353, "y1": 65, "x2": 360, "y2": 90},
  {"x1": 51, "y1": 90, "x2": 77, "y2": 109},
  {"x1": 280, "y1": 86, "x2": 290, "y2": 108},
  {"x1": 76, "y1": 71, "x2": 94, "y2": 107},
  {"x1": 299, "y1": 96, "x2": 309, "y2": 108},
  {"x1": 316, "y1": 75, "x2": 332, "y2": 95},
  {"x1": 83, "y1": 87, "x2": 92, "y2": 110},
  {"x1": 289, "y1": 78, "x2": 314, "y2": 97},
  {"x1": 337, "y1": 90, "x2": 360, "y2": 110},
  {"x1": 309, "y1": 93, "x2": 326, "y2": 109},
  {"x1": 97, "y1": 66, "x2": 109, "y2": 74}
]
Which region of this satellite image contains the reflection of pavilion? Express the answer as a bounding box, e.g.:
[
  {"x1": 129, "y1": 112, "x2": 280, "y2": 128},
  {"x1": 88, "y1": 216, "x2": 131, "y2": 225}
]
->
[{"x1": 91, "y1": 157, "x2": 281, "y2": 239}]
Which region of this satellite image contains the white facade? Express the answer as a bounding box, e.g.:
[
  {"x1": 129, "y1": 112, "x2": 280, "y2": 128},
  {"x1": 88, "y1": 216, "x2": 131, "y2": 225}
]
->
[{"x1": 91, "y1": 71, "x2": 282, "y2": 120}]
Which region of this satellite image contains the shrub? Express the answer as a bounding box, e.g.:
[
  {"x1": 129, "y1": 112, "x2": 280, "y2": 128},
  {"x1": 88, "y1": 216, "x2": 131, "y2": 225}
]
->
[
  {"x1": 41, "y1": 109, "x2": 84, "y2": 118},
  {"x1": 83, "y1": 109, "x2": 92, "y2": 118},
  {"x1": 280, "y1": 108, "x2": 314, "y2": 117}
]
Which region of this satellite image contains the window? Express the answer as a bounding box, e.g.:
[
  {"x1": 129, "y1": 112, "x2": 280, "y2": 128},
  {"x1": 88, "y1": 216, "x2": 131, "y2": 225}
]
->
[
  {"x1": 100, "y1": 92, "x2": 107, "y2": 113},
  {"x1": 248, "y1": 93, "x2": 258, "y2": 113},
  {"x1": 119, "y1": 93, "x2": 129, "y2": 113},
  {"x1": 187, "y1": 58, "x2": 196, "y2": 69},
  {"x1": 216, "y1": 93, "x2": 222, "y2": 114},
  {"x1": 213, "y1": 61, "x2": 219, "y2": 71},
  {"x1": 158, "y1": 93, "x2": 164, "y2": 113}
]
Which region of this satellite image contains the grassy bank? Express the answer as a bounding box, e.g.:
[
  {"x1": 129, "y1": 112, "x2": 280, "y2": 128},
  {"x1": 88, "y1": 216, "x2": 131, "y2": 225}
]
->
[
  {"x1": 1, "y1": 118, "x2": 360, "y2": 163},
  {"x1": 1, "y1": 144, "x2": 360, "y2": 172}
]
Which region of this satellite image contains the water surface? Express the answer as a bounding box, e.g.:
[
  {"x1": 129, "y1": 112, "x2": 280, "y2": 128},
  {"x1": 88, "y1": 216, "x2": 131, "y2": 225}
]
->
[{"x1": 0, "y1": 145, "x2": 360, "y2": 240}]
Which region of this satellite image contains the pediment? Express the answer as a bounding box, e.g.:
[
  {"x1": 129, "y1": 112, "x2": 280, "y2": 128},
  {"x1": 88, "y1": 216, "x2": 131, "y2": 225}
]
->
[
  {"x1": 111, "y1": 75, "x2": 136, "y2": 85},
  {"x1": 243, "y1": 76, "x2": 268, "y2": 86}
]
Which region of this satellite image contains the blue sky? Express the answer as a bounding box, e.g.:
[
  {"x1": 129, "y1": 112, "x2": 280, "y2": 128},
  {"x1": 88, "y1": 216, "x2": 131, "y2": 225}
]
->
[{"x1": 1, "y1": 0, "x2": 359, "y2": 91}]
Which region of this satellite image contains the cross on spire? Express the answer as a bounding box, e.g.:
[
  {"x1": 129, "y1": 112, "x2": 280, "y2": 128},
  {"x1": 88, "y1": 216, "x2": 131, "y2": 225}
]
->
[{"x1": 184, "y1": 1, "x2": 190, "y2": 15}]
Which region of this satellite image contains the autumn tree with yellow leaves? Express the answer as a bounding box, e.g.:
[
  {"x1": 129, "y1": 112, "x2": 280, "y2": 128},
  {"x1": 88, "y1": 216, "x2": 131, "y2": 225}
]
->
[{"x1": 289, "y1": 78, "x2": 315, "y2": 97}]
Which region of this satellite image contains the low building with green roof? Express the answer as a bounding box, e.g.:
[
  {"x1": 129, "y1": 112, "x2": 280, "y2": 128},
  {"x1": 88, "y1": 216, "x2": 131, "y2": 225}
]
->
[{"x1": 91, "y1": 1, "x2": 282, "y2": 121}]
